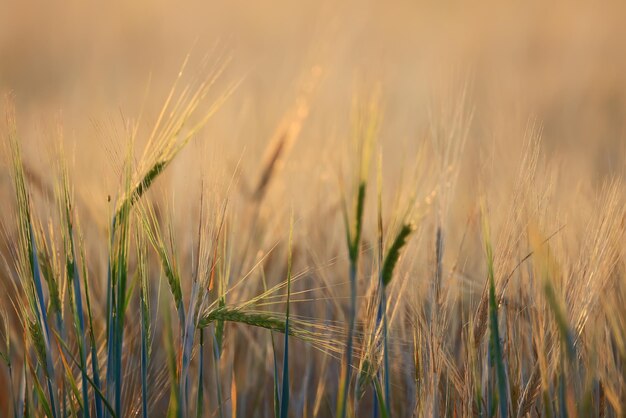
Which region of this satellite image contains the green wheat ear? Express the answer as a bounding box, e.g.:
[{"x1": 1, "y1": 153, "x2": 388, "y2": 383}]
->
[
  {"x1": 381, "y1": 222, "x2": 415, "y2": 287},
  {"x1": 198, "y1": 308, "x2": 287, "y2": 333}
]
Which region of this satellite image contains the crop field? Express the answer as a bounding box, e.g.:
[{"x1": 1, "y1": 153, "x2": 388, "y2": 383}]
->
[{"x1": 1, "y1": 1, "x2": 626, "y2": 417}]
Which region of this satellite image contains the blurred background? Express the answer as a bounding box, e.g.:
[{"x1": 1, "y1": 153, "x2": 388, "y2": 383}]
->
[
  {"x1": 2, "y1": 0, "x2": 625, "y2": 173},
  {"x1": 2, "y1": 0, "x2": 626, "y2": 255},
  {"x1": 1, "y1": 1, "x2": 626, "y2": 414}
]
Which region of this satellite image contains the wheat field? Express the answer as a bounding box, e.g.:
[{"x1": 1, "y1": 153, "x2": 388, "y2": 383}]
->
[{"x1": 1, "y1": 1, "x2": 626, "y2": 417}]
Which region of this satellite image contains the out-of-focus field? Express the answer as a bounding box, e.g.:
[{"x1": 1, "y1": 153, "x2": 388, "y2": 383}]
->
[
  {"x1": 1, "y1": 1, "x2": 626, "y2": 417},
  {"x1": 3, "y1": 0, "x2": 626, "y2": 185}
]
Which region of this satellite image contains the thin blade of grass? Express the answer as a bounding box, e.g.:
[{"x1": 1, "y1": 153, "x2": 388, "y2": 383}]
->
[
  {"x1": 482, "y1": 213, "x2": 508, "y2": 418},
  {"x1": 136, "y1": 228, "x2": 150, "y2": 418},
  {"x1": 259, "y1": 267, "x2": 281, "y2": 418},
  {"x1": 212, "y1": 328, "x2": 225, "y2": 418},
  {"x1": 76, "y1": 228, "x2": 103, "y2": 418},
  {"x1": 196, "y1": 329, "x2": 204, "y2": 418},
  {"x1": 58, "y1": 159, "x2": 90, "y2": 418},
  {"x1": 181, "y1": 281, "x2": 200, "y2": 415},
  {"x1": 164, "y1": 298, "x2": 181, "y2": 418},
  {"x1": 280, "y1": 213, "x2": 294, "y2": 418},
  {"x1": 373, "y1": 377, "x2": 390, "y2": 418}
]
